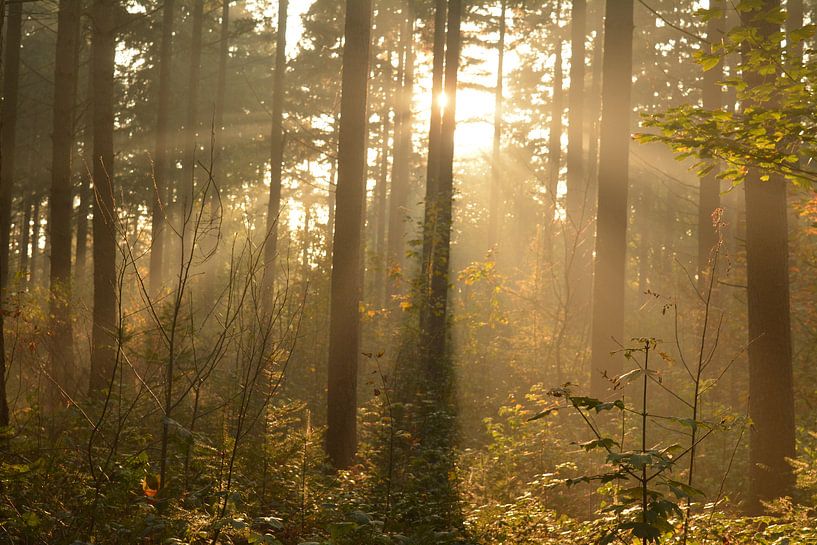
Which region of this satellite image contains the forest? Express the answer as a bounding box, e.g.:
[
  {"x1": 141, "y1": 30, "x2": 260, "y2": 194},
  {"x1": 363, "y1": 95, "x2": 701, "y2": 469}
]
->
[{"x1": 1, "y1": 0, "x2": 817, "y2": 542}]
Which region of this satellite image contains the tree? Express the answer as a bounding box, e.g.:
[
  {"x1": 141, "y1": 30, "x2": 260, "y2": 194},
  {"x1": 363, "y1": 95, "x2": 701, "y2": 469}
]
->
[
  {"x1": 386, "y1": 0, "x2": 415, "y2": 303},
  {"x1": 326, "y1": 0, "x2": 372, "y2": 469},
  {"x1": 148, "y1": 0, "x2": 176, "y2": 294},
  {"x1": 263, "y1": 0, "x2": 288, "y2": 298},
  {"x1": 48, "y1": 0, "x2": 82, "y2": 397},
  {"x1": 422, "y1": 0, "x2": 462, "y2": 369},
  {"x1": 589, "y1": 0, "x2": 634, "y2": 396},
  {"x1": 0, "y1": 0, "x2": 23, "y2": 288},
  {"x1": 180, "y1": 0, "x2": 204, "y2": 244},
  {"x1": 740, "y1": 0, "x2": 795, "y2": 511},
  {"x1": 696, "y1": 1, "x2": 723, "y2": 285},
  {"x1": 89, "y1": 0, "x2": 118, "y2": 393},
  {"x1": 488, "y1": 0, "x2": 506, "y2": 246}
]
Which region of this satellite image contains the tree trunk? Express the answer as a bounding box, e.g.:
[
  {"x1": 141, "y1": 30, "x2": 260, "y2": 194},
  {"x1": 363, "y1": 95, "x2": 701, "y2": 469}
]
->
[
  {"x1": 488, "y1": 0, "x2": 506, "y2": 247},
  {"x1": 373, "y1": 54, "x2": 391, "y2": 309},
  {"x1": 48, "y1": 0, "x2": 82, "y2": 397},
  {"x1": 263, "y1": 0, "x2": 288, "y2": 297},
  {"x1": 148, "y1": 0, "x2": 175, "y2": 294},
  {"x1": 741, "y1": 0, "x2": 795, "y2": 512},
  {"x1": 589, "y1": 0, "x2": 633, "y2": 396},
  {"x1": 423, "y1": 0, "x2": 462, "y2": 370},
  {"x1": 419, "y1": 0, "x2": 448, "y2": 290},
  {"x1": 547, "y1": 4, "x2": 563, "y2": 228},
  {"x1": 565, "y1": 0, "x2": 585, "y2": 224},
  {"x1": 0, "y1": 0, "x2": 23, "y2": 290},
  {"x1": 18, "y1": 196, "x2": 30, "y2": 285},
  {"x1": 697, "y1": 0, "x2": 723, "y2": 286},
  {"x1": 180, "y1": 0, "x2": 204, "y2": 246},
  {"x1": 326, "y1": 0, "x2": 372, "y2": 470},
  {"x1": 386, "y1": 0, "x2": 414, "y2": 303},
  {"x1": 89, "y1": 0, "x2": 118, "y2": 393}
]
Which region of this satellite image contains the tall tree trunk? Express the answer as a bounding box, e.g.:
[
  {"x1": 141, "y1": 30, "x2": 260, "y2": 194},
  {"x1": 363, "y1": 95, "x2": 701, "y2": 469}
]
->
[
  {"x1": 741, "y1": 0, "x2": 795, "y2": 512},
  {"x1": 0, "y1": 0, "x2": 23, "y2": 290},
  {"x1": 589, "y1": 0, "x2": 634, "y2": 396},
  {"x1": 423, "y1": 0, "x2": 462, "y2": 369},
  {"x1": 148, "y1": 0, "x2": 175, "y2": 294},
  {"x1": 488, "y1": 0, "x2": 506, "y2": 247},
  {"x1": 697, "y1": 0, "x2": 723, "y2": 286},
  {"x1": 565, "y1": 0, "x2": 585, "y2": 225},
  {"x1": 373, "y1": 54, "x2": 391, "y2": 309},
  {"x1": 565, "y1": 0, "x2": 591, "y2": 332},
  {"x1": 386, "y1": 0, "x2": 414, "y2": 303},
  {"x1": 263, "y1": 0, "x2": 287, "y2": 297},
  {"x1": 419, "y1": 0, "x2": 448, "y2": 290},
  {"x1": 181, "y1": 0, "x2": 204, "y2": 245},
  {"x1": 547, "y1": 4, "x2": 563, "y2": 229},
  {"x1": 48, "y1": 0, "x2": 81, "y2": 398},
  {"x1": 89, "y1": 0, "x2": 118, "y2": 393},
  {"x1": 326, "y1": 0, "x2": 372, "y2": 470}
]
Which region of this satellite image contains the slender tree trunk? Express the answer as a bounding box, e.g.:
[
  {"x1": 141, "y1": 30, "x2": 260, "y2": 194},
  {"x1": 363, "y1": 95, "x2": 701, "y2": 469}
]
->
[
  {"x1": 89, "y1": 0, "x2": 118, "y2": 393},
  {"x1": 589, "y1": 0, "x2": 634, "y2": 396},
  {"x1": 488, "y1": 0, "x2": 506, "y2": 247},
  {"x1": 0, "y1": 0, "x2": 9, "y2": 429},
  {"x1": 741, "y1": 0, "x2": 795, "y2": 512},
  {"x1": 181, "y1": 0, "x2": 204, "y2": 245},
  {"x1": 386, "y1": 0, "x2": 414, "y2": 303},
  {"x1": 263, "y1": 0, "x2": 288, "y2": 297},
  {"x1": 19, "y1": 196, "x2": 30, "y2": 285},
  {"x1": 48, "y1": 0, "x2": 82, "y2": 398},
  {"x1": 423, "y1": 0, "x2": 462, "y2": 369},
  {"x1": 373, "y1": 55, "x2": 391, "y2": 309},
  {"x1": 547, "y1": 4, "x2": 563, "y2": 228},
  {"x1": 0, "y1": 0, "x2": 23, "y2": 290},
  {"x1": 30, "y1": 198, "x2": 41, "y2": 285},
  {"x1": 326, "y1": 0, "x2": 372, "y2": 470},
  {"x1": 697, "y1": 1, "x2": 723, "y2": 286},
  {"x1": 565, "y1": 0, "x2": 585, "y2": 225},
  {"x1": 148, "y1": 0, "x2": 175, "y2": 294}
]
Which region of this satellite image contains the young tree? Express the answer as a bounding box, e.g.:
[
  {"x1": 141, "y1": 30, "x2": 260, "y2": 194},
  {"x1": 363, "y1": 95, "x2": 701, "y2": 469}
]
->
[
  {"x1": 326, "y1": 0, "x2": 372, "y2": 469},
  {"x1": 89, "y1": 0, "x2": 118, "y2": 392},
  {"x1": 263, "y1": 0, "x2": 288, "y2": 298},
  {"x1": 149, "y1": 0, "x2": 176, "y2": 294},
  {"x1": 697, "y1": 0, "x2": 723, "y2": 285},
  {"x1": 48, "y1": 0, "x2": 82, "y2": 395},
  {"x1": 589, "y1": 0, "x2": 634, "y2": 396}
]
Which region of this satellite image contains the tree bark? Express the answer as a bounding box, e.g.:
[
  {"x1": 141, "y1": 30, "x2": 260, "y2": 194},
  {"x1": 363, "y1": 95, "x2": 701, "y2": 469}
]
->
[
  {"x1": 741, "y1": 0, "x2": 795, "y2": 512},
  {"x1": 589, "y1": 0, "x2": 634, "y2": 396},
  {"x1": 326, "y1": 0, "x2": 372, "y2": 470},
  {"x1": 89, "y1": 0, "x2": 118, "y2": 393},
  {"x1": 148, "y1": 0, "x2": 175, "y2": 294},
  {"x1": 263, "y1": 0, "x2": 288, "y2": 297},
  {"x1": 48, "y1": 0, "x2": 82, "y2": 397},
  {"x1": 547, "y1": 3, "x2": 563, "y2": 228}
]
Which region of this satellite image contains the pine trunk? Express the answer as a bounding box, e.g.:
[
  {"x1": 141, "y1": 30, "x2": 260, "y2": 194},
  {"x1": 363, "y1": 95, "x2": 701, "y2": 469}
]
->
[
  {"x1": 589, "y1": 0, "x2": 634, "y2": 396},
  {"x1": 326, "y1": 0, "x2": 372, "y2": 470}
]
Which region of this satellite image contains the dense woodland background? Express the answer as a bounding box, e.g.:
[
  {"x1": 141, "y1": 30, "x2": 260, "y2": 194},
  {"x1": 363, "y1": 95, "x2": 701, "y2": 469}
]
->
[{"x1": 1, "y1": 0, "x2": 817, "y2": 543}]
